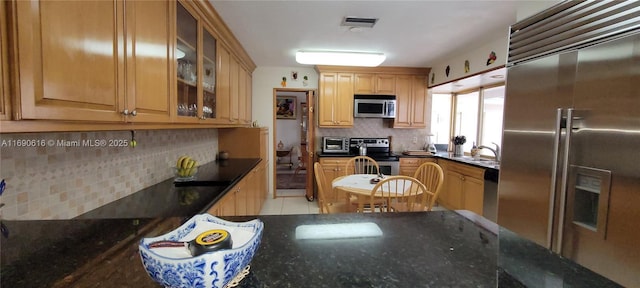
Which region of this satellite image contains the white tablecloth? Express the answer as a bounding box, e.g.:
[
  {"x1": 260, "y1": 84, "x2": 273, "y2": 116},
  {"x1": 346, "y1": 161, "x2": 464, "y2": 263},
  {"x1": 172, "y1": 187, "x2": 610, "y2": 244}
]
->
[
  {"x1": 332, "y1": 174, "x2": 378, "y2": 191},
  {"x1": 332, "y1": 174, "x2": 409, "y2": 195}
]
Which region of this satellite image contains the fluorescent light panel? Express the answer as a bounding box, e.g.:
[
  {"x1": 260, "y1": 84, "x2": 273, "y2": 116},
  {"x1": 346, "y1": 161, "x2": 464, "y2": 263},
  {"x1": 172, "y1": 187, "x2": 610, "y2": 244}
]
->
[{"x1": 296, "y1": 50, "x2": 386, "y2": 67}]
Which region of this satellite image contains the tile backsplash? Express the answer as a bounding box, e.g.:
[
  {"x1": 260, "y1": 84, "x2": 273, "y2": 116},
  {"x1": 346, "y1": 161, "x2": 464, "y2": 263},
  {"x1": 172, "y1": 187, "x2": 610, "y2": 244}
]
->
[
  {"x1": 317, "y1": 118, "x2": 435, "y2": 152},
  {"x1": 0, "y1": 129, "x2": 218, "y2": 220}
]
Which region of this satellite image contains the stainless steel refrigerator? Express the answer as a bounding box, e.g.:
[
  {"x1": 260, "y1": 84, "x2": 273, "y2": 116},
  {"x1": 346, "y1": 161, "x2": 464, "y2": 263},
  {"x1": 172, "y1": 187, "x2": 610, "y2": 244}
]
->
[{"x1": 498, "y1": 2, "x2": 640, "y2": 286}]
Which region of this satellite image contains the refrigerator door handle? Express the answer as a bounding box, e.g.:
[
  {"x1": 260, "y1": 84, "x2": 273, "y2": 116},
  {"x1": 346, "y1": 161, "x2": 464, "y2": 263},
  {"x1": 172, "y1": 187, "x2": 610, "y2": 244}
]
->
[
  {"x1": 555, "y1": 108, "x2": 575, "y2": 254},
  {"x1": 547, "y1": 108, "x2": 563, "y2": 249}
]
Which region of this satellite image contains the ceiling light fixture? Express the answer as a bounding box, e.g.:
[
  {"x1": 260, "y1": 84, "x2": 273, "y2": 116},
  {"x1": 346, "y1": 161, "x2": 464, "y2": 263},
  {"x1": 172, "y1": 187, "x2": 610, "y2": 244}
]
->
[{"x1": 295, "y1": 50, "x2": 386, "y2": 67}]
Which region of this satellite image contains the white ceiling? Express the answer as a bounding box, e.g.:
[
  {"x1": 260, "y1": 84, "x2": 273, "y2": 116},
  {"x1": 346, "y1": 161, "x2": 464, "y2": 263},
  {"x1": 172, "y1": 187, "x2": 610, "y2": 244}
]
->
[{"x1": 209, "y1": 1, "x2": 542, "y2": 69}]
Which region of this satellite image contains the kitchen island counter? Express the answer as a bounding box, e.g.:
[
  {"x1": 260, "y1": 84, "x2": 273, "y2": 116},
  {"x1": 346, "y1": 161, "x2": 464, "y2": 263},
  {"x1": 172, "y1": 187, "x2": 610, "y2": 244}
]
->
[{"x1": 1, "y1": 210, "x2": 622, "y2": 287}]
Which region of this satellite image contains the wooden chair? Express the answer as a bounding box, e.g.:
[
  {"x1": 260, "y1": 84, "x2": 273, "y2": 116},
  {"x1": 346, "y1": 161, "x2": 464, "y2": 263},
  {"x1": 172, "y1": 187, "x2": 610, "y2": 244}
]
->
[
  {"x1": 370, "y1": 176, "x2": 428, "y2": 213},
  {"x1": 344, "y1": 156, "x2": 385, "y2": 212},
  {"x1": 344, "y1": 156, "x2": 380, "y2": 175},
  {"x1": 313, "y1": 162, "x2": 350, "y2": 214},
  {"x1": 388, "y1": 162, "x2": 443, "y2": 212},
  {"x1": 410, "y1": 162, "x2": 444, "y2": 211}
]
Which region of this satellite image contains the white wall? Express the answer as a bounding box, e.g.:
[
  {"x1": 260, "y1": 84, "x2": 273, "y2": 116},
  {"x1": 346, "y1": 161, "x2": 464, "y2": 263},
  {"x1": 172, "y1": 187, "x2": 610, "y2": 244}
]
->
[
  {"x1": 252, "y1": 66, "x2": 318, "y2": 197},
  {"x1": 429, "y1": 0, "x2": 561, "y2": 87}
]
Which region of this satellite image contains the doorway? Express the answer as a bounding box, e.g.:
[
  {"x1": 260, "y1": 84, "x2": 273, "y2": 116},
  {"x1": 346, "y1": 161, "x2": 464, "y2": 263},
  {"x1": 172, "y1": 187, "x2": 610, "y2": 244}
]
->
[{"x1": 273, "y1": 88, "x2": 315, "y2": 200}]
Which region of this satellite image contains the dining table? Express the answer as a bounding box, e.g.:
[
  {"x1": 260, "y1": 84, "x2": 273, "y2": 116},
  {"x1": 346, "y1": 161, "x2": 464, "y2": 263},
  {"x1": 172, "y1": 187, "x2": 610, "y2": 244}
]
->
[{"x1": 332, "y1": 174, "x2": 421, "y2": 212}]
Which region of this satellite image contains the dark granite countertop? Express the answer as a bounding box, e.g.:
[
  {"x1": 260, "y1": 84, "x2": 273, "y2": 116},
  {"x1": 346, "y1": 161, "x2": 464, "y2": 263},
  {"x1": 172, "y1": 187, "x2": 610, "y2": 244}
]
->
[
  {"x1": 1, "y1": 210, "x2": 622, "y2": 287},
  {"x1": 317, "y1": 151, "x2": 499, "y2": 181},
  {"x1": 1, "y1": 156, "x2": 621, "y2": 287},
  {"x1": 0, "y1": 158, "x2": 260, "y2": 288}
]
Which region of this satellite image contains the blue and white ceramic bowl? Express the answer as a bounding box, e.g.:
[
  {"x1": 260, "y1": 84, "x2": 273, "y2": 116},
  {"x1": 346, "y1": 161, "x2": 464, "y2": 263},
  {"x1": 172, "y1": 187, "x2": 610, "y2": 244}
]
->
[{"x1": 139, "y1": 214, "x2": 264, "y2": 288}]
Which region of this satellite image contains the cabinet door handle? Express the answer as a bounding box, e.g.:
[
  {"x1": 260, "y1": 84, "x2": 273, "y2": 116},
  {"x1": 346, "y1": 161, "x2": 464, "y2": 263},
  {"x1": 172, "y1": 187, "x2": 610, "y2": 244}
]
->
[
  {"x1": 130, "y1": 110, "x2": 137, "y2": 116},
  {"x1": 122, "y1": 109, "x2": 129, "y2": 115}
]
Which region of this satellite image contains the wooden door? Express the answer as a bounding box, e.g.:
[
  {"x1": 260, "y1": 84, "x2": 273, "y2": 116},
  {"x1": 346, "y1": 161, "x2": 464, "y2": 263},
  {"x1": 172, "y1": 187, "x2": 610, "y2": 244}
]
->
[
  {"x1": 245, "y1": 72, "x2": 253, "y2": 124},
  {"x1": 354, "y1": 73, "x2": 375, "y2": 94},
  {"x1": 444, "y1": 170, "x2": 464, "y2": 209},
  {"x1": 16, "y1": 0, "x2": 125, "y2": 121},
  {"x1": 376, "y1": 74, "x2": 396, "y2": 94},
  {"x1": 237, "y1": 65, "x2": 247, "y2": 123},
  {"x1": 305, "y1": 91, "x2": 316, "y2": 201},
  {"x1": 175, "y1": 1, "x2": 199, "y2": 123},
  {"x1": 394, "y1": 75, "x2": 412, "y2": 127},
  {"x1": 334, "y1": 73, "x2": 354, "y2": 126},
  {"x1": 410, "y1": 75, "x2": 427, "y2": 127},
  {"x1": 0, "y1": 0, "x2": 10, "y2": 121},
  {"x1": 229, "y1": 55, "x2": 239, "y2": 124},
  {"x1": 215, "y1": 43, "x2": 230, "y2": 124},
  {"x1": 201, "y1": 24, "x2": 217, "y2": 122},
  {"x1": 463, "y1": 175, "x2": 484, "y2": 215},
  {"x1": 318, "y1": 73, "x2": 336, "y2": 126},
  {"x1": 125, "y1": 0, "x2": 172, "y2": 122}
]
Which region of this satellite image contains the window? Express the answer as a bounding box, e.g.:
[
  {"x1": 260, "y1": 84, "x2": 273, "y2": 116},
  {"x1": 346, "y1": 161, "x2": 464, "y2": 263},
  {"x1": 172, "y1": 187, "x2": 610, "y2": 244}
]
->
[
  {"x1": 480, "y1": 86, "x2": 505, "y2": 156},
  {"x1": 430, "y1": 85, "x2": 505, "y2": 157},
  {"x1": 455, "y1": 91, "x2": 479, "y2": 153},
  {"x1": 430, "y1": 94, "x2": 452, "y2": 144}
]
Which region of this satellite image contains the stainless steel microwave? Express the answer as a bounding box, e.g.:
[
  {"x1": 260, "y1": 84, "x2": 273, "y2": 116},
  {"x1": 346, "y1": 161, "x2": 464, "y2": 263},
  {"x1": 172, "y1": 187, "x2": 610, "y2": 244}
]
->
[
  {"x1": 354, "y1": 95, "x2": 396, "y2": 118},
  {"x1": 322, "y1": 137, "x2": 349, "y2": 153}
]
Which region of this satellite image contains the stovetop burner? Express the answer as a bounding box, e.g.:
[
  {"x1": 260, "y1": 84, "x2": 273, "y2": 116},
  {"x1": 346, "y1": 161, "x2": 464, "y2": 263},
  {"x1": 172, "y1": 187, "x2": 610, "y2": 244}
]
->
[{"x1": 348, "y1": 137, "x2": 398, "y2": 161}]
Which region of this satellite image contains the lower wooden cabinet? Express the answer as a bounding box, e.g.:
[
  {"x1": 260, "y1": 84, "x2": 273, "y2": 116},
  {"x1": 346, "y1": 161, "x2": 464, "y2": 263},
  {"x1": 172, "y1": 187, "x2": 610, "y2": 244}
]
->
[
  {"x1": 213, "y1": 127, "x2": 268, "y2": 216},
  {"x1": 439, "y1": 159, "x2": 485, "y2": 216},
  {"x1": 399, "y1": 157, "x2": 436, "y2": 176},
  {"x1": 207, "y1": 162, "x2": 266, "y2": 217},
  {"x1": 317, "y1": 158, "x2": 349, "y2": 203}
]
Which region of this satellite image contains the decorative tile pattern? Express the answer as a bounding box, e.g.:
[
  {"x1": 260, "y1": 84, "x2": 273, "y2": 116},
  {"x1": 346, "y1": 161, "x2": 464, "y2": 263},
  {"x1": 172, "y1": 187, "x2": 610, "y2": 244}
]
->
[
  {"x1": 317, "y1": 118, "x2": 432, "y2": 152},
  {"x1": 0, "y1": 129, "x2": 218, "y2": 220}
]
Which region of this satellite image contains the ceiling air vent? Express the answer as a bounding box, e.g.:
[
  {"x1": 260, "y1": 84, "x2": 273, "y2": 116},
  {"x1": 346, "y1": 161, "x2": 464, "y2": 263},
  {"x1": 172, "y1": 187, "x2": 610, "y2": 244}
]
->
[{"x1": 341, "y1": 16, "x2": 378, "y2": 28}]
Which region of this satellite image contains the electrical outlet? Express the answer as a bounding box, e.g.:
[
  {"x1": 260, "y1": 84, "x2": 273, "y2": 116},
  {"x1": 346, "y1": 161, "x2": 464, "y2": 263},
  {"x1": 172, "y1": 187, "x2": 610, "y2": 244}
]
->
[{"x1": 412, "y1": 136, "x2": 418, "y2": 144}]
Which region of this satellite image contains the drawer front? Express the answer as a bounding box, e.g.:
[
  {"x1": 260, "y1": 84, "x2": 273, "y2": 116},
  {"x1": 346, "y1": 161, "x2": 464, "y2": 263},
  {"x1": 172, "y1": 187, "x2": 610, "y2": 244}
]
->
[
  {"x1": 319, "y1": 158, "x2": 349, "y2": 166},
  {"x1": 447, "y1": 162, "x2": 485, "y2": 179}
]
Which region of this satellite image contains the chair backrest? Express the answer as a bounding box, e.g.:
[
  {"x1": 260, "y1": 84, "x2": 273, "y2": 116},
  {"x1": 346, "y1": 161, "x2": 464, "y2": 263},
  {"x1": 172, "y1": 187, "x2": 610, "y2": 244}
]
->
[
  {"x1": 345, "y1": 156, "x2": 379, "y2": 176},
  {"x1": 370, "y1": 176, "x2": 428, "y2": 212},
  {"x1": 313, "y1": 162, "x2": 329, "y2": 214},
  {"x1": 413, "y1": 162, "x2": 444, "y2": 211}
]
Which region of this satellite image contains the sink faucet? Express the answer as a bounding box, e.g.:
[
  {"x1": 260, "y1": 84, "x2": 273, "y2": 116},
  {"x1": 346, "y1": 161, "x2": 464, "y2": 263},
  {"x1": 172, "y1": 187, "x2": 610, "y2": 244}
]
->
[{"x1": 478, "y1": 142, "x2": 500, "y2": 161}]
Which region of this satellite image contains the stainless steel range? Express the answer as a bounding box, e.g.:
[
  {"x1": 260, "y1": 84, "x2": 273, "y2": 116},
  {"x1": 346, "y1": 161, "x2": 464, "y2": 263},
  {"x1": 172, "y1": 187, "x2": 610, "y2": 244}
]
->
[{"x1": 349, "y1": 137, "x2": 399, "y2": 175}]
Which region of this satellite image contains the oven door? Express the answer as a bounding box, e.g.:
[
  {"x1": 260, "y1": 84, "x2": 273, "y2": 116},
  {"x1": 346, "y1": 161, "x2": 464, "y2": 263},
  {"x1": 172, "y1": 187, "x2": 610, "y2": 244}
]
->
[{"x1": 374, "y1": 161, "x2": 399, "y2": 176}]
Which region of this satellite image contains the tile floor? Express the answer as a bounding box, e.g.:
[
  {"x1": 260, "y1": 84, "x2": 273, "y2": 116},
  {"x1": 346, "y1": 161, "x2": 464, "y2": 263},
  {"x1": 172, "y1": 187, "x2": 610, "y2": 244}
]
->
[
  {"x1": 259, "y1": 188, "x2": 449, "y2": 215},
  {"x1": 259, "y1": 189, "x2": 320, "y2": 215},
  {"x1": 264, "y1": 166, "x2": 449, "y2": 215}
]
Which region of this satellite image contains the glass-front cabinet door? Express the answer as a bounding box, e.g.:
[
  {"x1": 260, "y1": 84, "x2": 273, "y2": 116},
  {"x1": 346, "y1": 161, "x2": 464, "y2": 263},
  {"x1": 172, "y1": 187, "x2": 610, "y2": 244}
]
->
[
  {"x1": 176, "y1": 2, "x2": 198, "y2": 120},
  {"x1": 202, "y1": 27, "x2": 217, "y2": 120}
]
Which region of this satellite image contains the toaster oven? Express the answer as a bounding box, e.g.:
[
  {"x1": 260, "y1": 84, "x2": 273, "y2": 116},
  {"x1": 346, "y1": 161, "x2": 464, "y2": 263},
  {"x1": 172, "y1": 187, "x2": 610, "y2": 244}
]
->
[{"x1": 322, "y1": 137, "x2": 349, "y2": 153}]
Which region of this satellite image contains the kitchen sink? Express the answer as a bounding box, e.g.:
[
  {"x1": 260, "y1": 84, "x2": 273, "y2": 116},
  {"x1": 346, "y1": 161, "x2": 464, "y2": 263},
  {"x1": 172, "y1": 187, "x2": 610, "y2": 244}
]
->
[{"x1": 453, "y1": 156, "x2": 500, "y2": 168}]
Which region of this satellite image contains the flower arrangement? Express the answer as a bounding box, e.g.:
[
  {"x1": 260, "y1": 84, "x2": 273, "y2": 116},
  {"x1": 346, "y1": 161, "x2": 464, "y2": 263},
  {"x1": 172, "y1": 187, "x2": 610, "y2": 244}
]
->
[{"x1": 452, "y1": 135, "x2": 466, "y2": 145}]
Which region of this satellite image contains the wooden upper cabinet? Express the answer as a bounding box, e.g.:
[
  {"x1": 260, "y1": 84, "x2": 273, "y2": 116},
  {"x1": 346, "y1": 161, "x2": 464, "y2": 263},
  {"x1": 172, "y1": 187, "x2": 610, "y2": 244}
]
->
[
  {"x1": 175, "y1": 1, "x2": 200, "y2": 123},
  {"x1": 354, "y1": 73, "x2": 395, "y2": 94},
  {"x1": 244, "y1": 70, "x2": 253, "y2": 125},
  {"x1": 201, "y1": 24, "x2": 218, "y2": 122},
  {"x1": 15, "y1": 1, "x2": 126, "y2": 121},
  {"x1": 0, "y1": 1, "x2": 10, "y2": 121},
  {"x1": 216, "y1": 42, "x2": 231, "y2": 124},
  {"x1": 229, "y1": 54, "x2": 239, "y2": 123},
  {"x1": 238, "y1": 66, "x2": 252, "y2": 125},
  {"x1": 125, "y1": 0, "x2": 172, "y2": 122},
  {"x1": 14, "y1": 0, "x2": 173, "y2": 123},
  {"x1": 6, "y1": 0, "x2": 254, "y2": 130},
  {"x1": 393, "y1": 74, "x2": 427, "y2": 128},
  {"x1": 318, "y1": 72, "x2": 353, "y2": 127}
]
